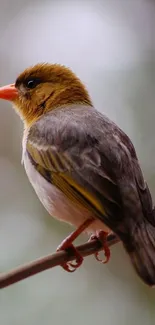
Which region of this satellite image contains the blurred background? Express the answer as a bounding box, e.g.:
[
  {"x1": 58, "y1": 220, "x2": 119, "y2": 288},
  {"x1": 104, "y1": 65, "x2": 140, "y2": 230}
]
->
[{"x1": 0, "y1": 0, "x2": 155, "y2": 324}]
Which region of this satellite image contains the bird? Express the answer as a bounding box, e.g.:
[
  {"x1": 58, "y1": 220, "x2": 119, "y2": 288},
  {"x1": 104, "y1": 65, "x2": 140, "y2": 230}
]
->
[{"x1": 0, "y1": 63, "x2": 155, "y2": 286}]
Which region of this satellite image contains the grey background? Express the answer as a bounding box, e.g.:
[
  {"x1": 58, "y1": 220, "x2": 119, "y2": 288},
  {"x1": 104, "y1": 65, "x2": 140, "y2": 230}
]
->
[{"x1": 0, "y1": 0, "x2": 155, "y2": 324}]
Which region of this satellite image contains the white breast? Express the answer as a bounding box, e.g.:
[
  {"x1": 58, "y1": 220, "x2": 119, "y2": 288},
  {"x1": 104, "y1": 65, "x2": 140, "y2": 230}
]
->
[{"x1": 23, "y1": 151, "x2": 108, "y2": 234}]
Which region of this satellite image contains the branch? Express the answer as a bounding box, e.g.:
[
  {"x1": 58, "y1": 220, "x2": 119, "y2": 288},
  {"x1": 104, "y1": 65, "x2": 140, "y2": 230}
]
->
[{"x1": 0, "y1": 233, "x2": 119, "y2": 289}]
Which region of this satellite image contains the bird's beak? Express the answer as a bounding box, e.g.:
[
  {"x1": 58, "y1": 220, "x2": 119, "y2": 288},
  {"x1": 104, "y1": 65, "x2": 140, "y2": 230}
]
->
[{"x1": 0, "y1": 84, "x2": 19, "y2": 101}]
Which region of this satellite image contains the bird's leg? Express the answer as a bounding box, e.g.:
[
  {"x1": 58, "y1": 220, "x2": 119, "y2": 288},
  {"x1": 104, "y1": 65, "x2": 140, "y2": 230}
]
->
[
  {"x1": 88, "y1": 230, "x2": 111, "y2": 264},
  {"x1": 57, "y1": 217, "x2": 94, "y2": 272}
]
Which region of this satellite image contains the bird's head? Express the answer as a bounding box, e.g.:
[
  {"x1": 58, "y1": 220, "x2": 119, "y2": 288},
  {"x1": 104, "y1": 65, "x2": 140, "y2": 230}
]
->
[{"x1": 0, "y1": 63, "x2": 92, "y2": 127}]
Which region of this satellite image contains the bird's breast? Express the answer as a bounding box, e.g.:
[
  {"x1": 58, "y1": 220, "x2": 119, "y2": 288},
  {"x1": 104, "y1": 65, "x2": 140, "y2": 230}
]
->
[{"x1": 22, "y1": 150, "x2": 109, "y2": 234}]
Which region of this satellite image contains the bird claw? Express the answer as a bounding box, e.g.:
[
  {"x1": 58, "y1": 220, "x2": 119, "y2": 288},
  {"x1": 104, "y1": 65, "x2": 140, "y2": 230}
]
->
[
  {"x1": 56, "y1": 218, "x2": 94, "y2": 272},
  {"x1": 89, "y1": 231, "x2": 111, "y2": 264},
  {"x1": 57, "y1": 243, "x2": 83, "y2": 272}
]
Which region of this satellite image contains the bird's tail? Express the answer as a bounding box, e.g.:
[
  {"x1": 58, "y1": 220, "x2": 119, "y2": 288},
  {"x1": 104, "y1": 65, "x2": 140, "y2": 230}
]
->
[{"x1": 123, "y1": 220, "x2": 155, "y2": 286}]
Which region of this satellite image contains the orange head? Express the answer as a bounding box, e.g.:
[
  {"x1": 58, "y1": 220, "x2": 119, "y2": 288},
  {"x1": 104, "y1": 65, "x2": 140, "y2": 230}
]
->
[{"x1": 0, "y1": 63, "x2": 92, "y2": 127}]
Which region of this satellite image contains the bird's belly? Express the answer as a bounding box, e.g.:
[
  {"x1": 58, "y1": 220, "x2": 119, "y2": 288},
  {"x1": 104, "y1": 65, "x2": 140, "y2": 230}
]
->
[{"x1": 23, "y1": 152, "x2": 108, "y2": 234}]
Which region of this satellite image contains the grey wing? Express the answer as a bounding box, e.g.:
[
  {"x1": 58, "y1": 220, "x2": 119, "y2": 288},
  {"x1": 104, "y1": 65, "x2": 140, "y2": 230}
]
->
[
  {"x1": 26, "y1": 110, "x2": 124, "y2": 231},
  {"x1": 26, "y1": 106, "x2": 155, "y2": 233},
  {"x1": 118, "y1": 129, "x2": 155, "y2": 226}
]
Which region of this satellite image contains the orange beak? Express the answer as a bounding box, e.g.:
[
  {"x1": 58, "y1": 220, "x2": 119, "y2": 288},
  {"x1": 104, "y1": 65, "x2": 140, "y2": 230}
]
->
[{"x1": 0, "y1": 84, "x2": 19, "y2": 101}]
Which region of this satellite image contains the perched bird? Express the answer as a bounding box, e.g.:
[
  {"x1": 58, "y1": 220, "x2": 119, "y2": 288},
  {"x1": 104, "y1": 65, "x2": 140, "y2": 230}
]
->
[{"x1": 0, "y1": 63, "x2": 155, "y2": 286}]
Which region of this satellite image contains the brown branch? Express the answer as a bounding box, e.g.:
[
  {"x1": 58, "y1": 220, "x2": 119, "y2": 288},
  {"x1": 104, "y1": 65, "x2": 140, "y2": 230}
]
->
[{"x1": 0, "y1": 233, "x2": 119, "y2": 289}]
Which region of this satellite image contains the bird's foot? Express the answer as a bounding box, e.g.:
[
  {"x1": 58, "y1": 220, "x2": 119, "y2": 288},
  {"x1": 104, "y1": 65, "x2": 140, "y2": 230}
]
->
[
  {"x1": 57, "y1": 242, "x2": 83, "y2": 272},
  {"x1": 56, "y1": 217, "x2": 94, "y2": 272},
  {"x1": 88, "y1": 230, "x2": 111, "y2": 264}
]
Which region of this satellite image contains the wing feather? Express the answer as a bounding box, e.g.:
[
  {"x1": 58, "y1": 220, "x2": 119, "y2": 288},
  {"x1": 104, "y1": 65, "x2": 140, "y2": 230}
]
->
[
  {"x1": 26, "y1": 119, "x2": 122, "y2": 230},
  {"x1": 26, "y1": 106, "x2": 154, "y2": 232}
]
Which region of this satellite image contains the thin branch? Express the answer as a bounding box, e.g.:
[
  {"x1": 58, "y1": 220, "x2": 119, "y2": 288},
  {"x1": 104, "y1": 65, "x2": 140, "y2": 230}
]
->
[{"x1": 0, "y1": 233, "x2": 119, "y2": 289}]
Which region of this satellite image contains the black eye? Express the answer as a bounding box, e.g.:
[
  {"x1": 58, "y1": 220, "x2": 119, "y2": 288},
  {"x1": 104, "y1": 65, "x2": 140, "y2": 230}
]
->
[{"x1": 25, "y1": 78, "x2": 41, "y2": 89}]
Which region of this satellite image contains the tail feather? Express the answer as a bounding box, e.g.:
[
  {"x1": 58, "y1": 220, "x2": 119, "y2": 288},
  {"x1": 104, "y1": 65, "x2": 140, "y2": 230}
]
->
[{"x1": 123, "y1": 221, "x2": 155, "y2": 286}]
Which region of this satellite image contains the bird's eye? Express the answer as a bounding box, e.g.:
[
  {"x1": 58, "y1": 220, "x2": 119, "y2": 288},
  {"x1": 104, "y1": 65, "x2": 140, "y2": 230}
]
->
[{"x1": 25, "y1": 78, "x2": 41, "y2": 89}]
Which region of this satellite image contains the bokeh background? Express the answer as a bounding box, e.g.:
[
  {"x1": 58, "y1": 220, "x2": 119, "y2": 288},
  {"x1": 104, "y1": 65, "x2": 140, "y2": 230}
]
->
[{"x1": 0, "y1": 1, "x2": 155, "y2": 324}]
